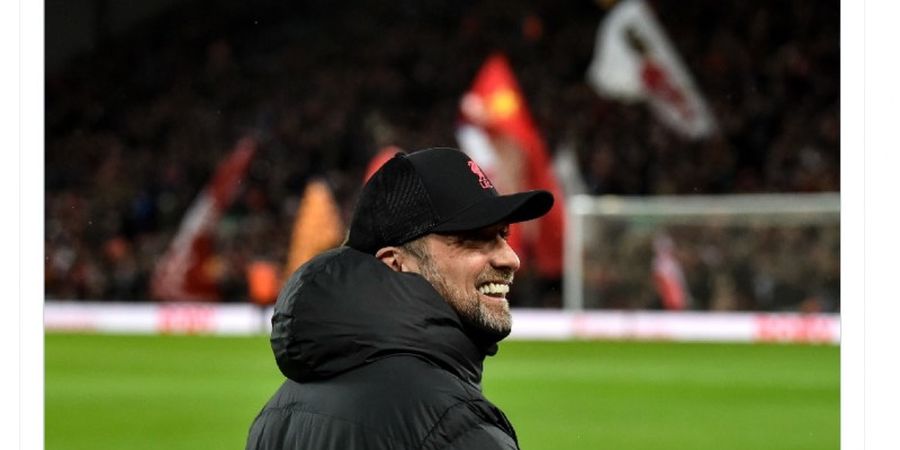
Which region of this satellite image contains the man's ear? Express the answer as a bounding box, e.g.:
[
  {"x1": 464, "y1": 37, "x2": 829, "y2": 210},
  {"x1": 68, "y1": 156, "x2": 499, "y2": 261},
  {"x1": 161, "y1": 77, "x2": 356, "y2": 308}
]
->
[
  {"x1": 375, "y1": 247, "x2": 404, "y2": 272},
  {"x1": 376, "y1": 246, "x2": 422, "y2": 273}
]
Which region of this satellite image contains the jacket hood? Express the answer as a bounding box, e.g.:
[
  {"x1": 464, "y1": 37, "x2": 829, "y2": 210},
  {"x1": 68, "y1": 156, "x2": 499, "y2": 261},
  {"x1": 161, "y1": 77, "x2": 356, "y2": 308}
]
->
[{"x1": 271, "y1": 246, "x2": 498, "y2": 386}]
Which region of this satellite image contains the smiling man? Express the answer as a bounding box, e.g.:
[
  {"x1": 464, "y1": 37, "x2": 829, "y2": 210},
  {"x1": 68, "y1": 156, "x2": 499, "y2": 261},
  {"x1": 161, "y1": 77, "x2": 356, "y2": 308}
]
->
[
  {"x1": 381, "y1": 223, "x2": 519, "y2": 343},
  {"x1": 246, "y1": 147, "x2": 553, "y2": 450}
]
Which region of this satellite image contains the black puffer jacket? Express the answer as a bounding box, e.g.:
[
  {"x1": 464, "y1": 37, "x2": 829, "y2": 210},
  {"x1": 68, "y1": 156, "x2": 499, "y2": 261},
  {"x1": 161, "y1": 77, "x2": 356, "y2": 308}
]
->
[{"x1": 245, "y1": 247, "x2": 519, "y2": 450}]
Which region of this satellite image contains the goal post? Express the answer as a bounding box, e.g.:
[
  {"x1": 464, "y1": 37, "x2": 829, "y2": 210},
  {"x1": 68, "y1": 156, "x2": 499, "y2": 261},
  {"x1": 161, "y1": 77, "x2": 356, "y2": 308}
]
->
[{"x1": 563, "y1": 193, "x2": 840, "y2": 311}]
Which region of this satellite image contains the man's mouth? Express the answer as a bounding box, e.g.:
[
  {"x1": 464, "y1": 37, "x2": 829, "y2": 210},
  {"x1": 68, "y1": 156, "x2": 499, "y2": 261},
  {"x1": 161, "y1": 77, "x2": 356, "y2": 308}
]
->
[{"x1": 477, "y1": 282, "x2": 510, "y2": 298}]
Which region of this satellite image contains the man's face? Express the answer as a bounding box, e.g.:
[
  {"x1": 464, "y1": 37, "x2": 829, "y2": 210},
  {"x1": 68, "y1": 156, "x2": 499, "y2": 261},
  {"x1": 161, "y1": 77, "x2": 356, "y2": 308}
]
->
[{"x1": 409, "y1": 223, "x2": 520, "y2": 340}]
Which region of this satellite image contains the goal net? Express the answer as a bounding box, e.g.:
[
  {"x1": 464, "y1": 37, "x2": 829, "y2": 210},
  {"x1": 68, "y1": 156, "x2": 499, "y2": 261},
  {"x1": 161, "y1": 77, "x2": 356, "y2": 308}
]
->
[{"x1": 563, "y1": 193, "x2": 840, "y2": 312}]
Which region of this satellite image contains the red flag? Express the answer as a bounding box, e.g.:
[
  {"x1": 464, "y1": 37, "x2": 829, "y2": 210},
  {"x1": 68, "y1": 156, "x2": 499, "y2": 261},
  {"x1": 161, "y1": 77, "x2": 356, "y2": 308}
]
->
[
  {"x1": 457, "y1": 54, "x2": 566, "y2": 279},
  {"x1": 151, "y1": 137, "x2": 257, "y2": 301},
  {"x1": 651, "y1": 233, "x2": 691, "y2": 310}
]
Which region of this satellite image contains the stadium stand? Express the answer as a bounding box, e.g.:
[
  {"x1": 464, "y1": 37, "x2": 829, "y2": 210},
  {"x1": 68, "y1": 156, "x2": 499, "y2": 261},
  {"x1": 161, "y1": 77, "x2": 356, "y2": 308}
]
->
[{"x1": 45, "y1": 0, "x2": 839, "y2": 310}]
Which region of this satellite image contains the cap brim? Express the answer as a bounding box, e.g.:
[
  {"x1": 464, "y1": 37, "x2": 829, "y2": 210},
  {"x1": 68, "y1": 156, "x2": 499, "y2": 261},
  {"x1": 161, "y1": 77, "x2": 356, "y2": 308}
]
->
[{"x1": 431, "y1": 190, "x2": 554, "y2": 233}]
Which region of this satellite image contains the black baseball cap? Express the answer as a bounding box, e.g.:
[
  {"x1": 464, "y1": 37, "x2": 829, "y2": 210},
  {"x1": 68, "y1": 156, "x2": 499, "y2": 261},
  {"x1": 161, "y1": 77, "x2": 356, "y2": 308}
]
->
[{"x1": 347, "y1": 147, "x2": 554, "y2": 254}]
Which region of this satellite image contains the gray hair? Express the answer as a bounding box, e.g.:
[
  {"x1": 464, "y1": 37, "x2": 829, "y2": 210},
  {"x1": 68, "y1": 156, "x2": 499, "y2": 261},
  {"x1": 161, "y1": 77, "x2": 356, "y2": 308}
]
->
[{"x1": 400, "y1": 237, "x2": 430, "y2": 263}]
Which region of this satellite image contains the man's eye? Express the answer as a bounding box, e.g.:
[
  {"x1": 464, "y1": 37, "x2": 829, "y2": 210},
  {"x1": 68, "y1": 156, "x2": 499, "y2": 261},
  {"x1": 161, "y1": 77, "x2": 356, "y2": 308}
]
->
[{"x1": 447, "y1": 227, "x2": 509, "y2": 245}]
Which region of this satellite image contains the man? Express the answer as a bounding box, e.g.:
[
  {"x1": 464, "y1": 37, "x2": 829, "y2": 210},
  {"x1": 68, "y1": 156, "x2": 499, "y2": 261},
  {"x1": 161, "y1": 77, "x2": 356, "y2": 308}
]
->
[{"x1": 246, "y1": 147, "x2": 553, "y2": 450}]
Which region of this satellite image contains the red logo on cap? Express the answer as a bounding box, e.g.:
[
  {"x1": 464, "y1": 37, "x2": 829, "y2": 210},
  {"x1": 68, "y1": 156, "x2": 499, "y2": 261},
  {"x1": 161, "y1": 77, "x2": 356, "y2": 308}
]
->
[{"x1": 468, "y1": 161, "x2": 493, "y2": 189}]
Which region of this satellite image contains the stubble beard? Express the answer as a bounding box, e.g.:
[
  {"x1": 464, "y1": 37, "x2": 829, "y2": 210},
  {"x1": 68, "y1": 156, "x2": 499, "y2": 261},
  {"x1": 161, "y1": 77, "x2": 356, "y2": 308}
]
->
[{"x1": 417, "y1": 258, "x2": 513, "y2": 341}]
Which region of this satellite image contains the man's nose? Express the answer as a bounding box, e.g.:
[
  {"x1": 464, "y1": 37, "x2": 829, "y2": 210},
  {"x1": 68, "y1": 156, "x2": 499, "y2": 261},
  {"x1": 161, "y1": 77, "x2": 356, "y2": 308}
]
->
[{"x1": 491, "y1": 236, "x2": 521, "y2": 272}]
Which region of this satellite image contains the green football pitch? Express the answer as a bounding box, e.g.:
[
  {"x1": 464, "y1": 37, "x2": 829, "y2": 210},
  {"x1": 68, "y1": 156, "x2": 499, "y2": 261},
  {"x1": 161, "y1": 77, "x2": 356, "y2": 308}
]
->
[{"x1": 45, "y1": 333, "x2": 839, "y2": 450}]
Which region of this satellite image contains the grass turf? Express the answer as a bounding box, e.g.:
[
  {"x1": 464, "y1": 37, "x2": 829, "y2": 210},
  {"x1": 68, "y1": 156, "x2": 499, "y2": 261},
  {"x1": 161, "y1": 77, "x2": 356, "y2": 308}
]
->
[{"x1": 45, "y1": 334, "x2": 839, "y2": 450}]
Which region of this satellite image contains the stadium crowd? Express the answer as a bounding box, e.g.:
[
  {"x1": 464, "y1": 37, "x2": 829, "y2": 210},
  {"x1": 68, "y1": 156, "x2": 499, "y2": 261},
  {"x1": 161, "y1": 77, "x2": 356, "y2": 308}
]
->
[{"x1": 45, "y1": 0, "x2": 839, "y2": 311}]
